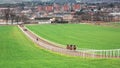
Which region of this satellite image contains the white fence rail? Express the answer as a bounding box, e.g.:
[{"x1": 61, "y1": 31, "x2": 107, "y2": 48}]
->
[{"x1": 78, "y1": 49, "x2": 120, "y2": 58}]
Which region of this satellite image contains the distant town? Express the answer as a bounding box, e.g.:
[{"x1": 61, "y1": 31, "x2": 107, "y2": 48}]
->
[{"x1": 0, "y1": 0, "x2": 120, "y2": 24}]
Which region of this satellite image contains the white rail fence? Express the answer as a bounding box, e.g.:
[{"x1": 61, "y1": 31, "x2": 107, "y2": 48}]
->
[{"x1": 78, "y1": 48, "x2": 120, "y2": 58}]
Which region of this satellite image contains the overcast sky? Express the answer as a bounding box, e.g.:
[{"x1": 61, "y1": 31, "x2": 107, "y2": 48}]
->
[{"x1": 0, "y1": 0, "x2": 119, "y2": 4}]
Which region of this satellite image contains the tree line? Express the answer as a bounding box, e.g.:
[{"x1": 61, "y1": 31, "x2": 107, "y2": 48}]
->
[{"x1": 1, "y1": 7, "x2": 28, "y2": 24}]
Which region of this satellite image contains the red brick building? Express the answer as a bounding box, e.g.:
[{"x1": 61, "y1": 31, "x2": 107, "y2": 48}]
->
[
  {"x1": 73, "y1": 4, "x2": 81, "y2": 11},
  {"x1": 45, "y1": 5, "x2": 53, "y2": 12},
  {"x1": 37, "y1": 6, "x2": 43, "y2": 12},
  {"x1": 54, "y1": 4, "x2": 61, "y2": 11},
  {"x1": 63, "y1": 4, "x2": 69, "y2": 11}
]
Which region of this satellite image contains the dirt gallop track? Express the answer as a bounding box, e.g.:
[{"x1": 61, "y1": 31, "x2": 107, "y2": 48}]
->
[{"x1": 18, "y1": 25, "x2": 119, "y2": 59}]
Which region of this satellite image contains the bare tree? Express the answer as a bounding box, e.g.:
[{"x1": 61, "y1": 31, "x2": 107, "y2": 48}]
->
[
  {"x1": 9, "y1": 10, "x2": 16, "y2": 24},
  {"x1": 15, "y1": 15, "x2": 21, "y2": 24},
  {"x1": 20, "y1": 14, "x2": 29, "y2": 24},
  {"x1": 4, "y1": 7, "x2": 10, "y2": 24}
]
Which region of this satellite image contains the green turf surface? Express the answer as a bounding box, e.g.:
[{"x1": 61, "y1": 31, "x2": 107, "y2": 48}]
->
[
  {"x1": 110, "y1": 23, "x2": 120, "y2": 27},
  {"x1": 0, "y1": 25, "x2": 120, "y2": 68},
  {"x1": 26, "y1": 24, "x2": 120, "y2": 50}
]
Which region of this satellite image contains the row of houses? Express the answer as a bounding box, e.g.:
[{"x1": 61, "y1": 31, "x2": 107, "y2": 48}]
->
[
  {"x1": 37, "y1": 3, "x2": 81, "y2": 12},
  {"x1": 0, "y1": 2, "x2": 120, "y2": 24}
]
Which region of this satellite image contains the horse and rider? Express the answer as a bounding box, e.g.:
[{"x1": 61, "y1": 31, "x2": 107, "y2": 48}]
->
[{"x1": 66, "y1": 44, "x2": 77, "y2": 50}]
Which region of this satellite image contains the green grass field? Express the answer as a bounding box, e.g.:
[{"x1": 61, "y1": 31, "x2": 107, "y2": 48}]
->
[
  {"x1": 110, "y1": 23, "x2": 120, "y2": 27},
  {"x1": 26, "y1": 24, "x2": 120, "y2": 50},
  {"x1": 0, "y1": 26, "x2": 120, "y2": 68}
]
